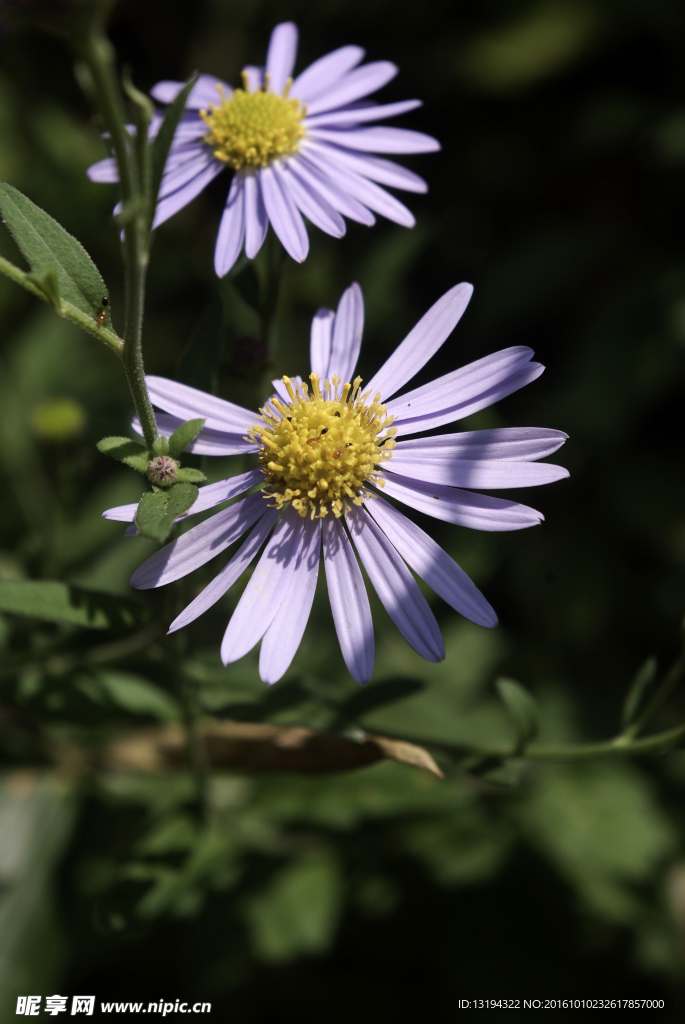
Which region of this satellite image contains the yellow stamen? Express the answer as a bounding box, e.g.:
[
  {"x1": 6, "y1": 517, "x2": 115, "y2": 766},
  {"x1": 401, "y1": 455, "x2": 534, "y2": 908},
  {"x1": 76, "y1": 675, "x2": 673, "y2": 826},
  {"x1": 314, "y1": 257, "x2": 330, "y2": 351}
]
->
[
  {"x1": 200, "y1": 82, "x2": 305, "y2": 170},
  {"x1": 249, "y1": 374, "x2": 397, "y2": 519}
]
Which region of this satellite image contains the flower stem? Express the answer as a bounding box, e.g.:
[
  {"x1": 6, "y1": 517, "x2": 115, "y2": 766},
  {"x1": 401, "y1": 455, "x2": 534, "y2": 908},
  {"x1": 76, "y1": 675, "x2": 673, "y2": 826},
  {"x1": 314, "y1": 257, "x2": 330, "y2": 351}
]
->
[{"x1": 74, "y1": 27, "x2": 158, "y2": 449}]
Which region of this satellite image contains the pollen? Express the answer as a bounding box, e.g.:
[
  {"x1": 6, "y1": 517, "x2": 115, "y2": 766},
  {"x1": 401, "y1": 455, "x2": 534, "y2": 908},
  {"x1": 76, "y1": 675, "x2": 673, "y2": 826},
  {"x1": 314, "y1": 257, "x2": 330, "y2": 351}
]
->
[
  {"x1": 249, "y1": 374, "x2": 397, "y2": 519},
  {"x1": 200, "y1": 76, "x2": 305, "y2": 170}
]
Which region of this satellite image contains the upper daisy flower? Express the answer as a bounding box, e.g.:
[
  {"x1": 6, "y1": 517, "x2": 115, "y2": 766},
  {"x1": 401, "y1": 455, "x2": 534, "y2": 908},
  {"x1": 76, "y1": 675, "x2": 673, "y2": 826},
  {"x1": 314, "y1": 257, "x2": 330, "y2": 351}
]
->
[
  {"x1": 103, "y1": 283, "x2": 569, "y2": 686},
  {"x1": 87, "y1": 22, "x2": 440, "y2": 276}
]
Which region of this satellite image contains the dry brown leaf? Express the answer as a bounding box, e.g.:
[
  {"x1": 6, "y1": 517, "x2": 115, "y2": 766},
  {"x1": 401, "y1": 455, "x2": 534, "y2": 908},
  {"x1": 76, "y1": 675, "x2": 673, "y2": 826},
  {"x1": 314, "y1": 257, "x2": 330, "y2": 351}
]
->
[{"x1": 102, "y1": 720, "x2": 443, "y2": 778}]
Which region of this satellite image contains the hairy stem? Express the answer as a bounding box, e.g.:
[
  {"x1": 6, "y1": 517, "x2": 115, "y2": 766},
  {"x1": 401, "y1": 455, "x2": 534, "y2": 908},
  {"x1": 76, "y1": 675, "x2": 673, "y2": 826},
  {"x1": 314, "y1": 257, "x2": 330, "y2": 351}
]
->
[{"x1": 75, "y1": 28, "x2": 158, "y2": 449}]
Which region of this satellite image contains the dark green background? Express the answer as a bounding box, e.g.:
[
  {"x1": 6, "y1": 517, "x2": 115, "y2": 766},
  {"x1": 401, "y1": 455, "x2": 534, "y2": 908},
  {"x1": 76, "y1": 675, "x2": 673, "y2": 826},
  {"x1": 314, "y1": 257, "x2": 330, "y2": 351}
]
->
[{"x1": 1, "y1": 0, "x2": 685, "y2": 1018}]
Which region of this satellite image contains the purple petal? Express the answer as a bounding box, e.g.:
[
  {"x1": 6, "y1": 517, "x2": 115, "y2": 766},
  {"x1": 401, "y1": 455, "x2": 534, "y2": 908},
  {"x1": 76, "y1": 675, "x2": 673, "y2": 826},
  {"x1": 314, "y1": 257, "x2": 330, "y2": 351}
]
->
[
  {"x1": 377, "y1": 473, "x2": 545, "y2": 531},
  {"x1": 131, "y1": 491, "x2": 266, "y2": 589},
  {"x1": 322, "y1": 516, "x2": 374, "y2": 684},
  {"x1": 290, "y1": 152, "x2": 376, "y2": 225},
  {"x1": 215, "y1": 173, "x2": 246, "y2": 277},
  {"x1": 102, "y1": 503, "x2": 138, "y2": 523},
  {"x1": 153, "y1": 158, "x2": 225, "y2": 229},
  {"x1": 265, "y1": 22, "x2": 299, "y2": 95},
  {"x1": 394, "y1": 427, "x2": 568, "y2": 462},
  {"x1": 220, "y1": 506, "x2": 303, "y2": 665},
  {"x1": 259, "y1": 164, "x2": 309, "y2": 262},
  {"x1": 157, "y1": 147, "x2": 216, "y2": 202},
  {"x1": 102, "y1": 468, "x2": 262, "y2": 525},
  {"x1": 305, "y1": 150, "x2": 415, "y2": 225},
  {"x1": 328, "y1": 283, "x2": 364, "y2": 383},
  {"x1": 168, "y1": 507, "x2": 279, "y2": 633},
  {"x1": 310, "y1": 309, "x2": 335, "y2": 379},
  {"x1": 366, "y1": 283, "x2": 473, "y2": 401},
  {"x1": 305, "y1": 62, "x2": 399, "y2": 117},
  {"x1": 347, "y1": 506, "x2": 444, "y2": 662},
  {"x1": 244, "y1": 173, "x2": 269, "y2": 259},
  {"x1": 305, "y1": 99, "x2": 422, "y2": 128},
  {"x1": 309, "y1": 126, "x2": 440, "y2": 154},
  {"x1": 366, "y1": 497, "x2": 497, "y2": 628},
  {"x1": 133, "y1": 411, "x2": 257, "y2": 456},
  {"x1": 303, "y1": 145, "x2": 415, "y2": 226},
  {"x1": 145, "y1": 375, "x2": 256, "y2": 433},
  {"x1": 151, "y1": 75, "x2": 231, "y2": 109},
  {"x1": 317, "y1": 146, "x2": 428, "y2": 193},
  {"x1": 291, "y1": 46, "x2": 366, "y2": 104},
  {"x1": 388, "y1": 360, "x2": 546, "y2": 436},
  {"x1": 87, "y1": 157, "x2": 118, "y2": 183},
  {"x1": 278, "y1": 161, "x2": 346, "y2": 237},
  {"x1": 385, "y1": 458, "x2": 569, "y2": 490},
  {"x1": 259, "y1": 516, "x2": 322, "y2": 684}
]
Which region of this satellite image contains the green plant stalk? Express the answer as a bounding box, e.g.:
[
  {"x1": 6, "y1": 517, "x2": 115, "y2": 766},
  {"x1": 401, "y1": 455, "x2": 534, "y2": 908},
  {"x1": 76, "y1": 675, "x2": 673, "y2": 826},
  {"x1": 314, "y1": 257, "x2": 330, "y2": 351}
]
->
[
  {"x1": 621, "y1": 644, "x2": 685, "y2": 741},
  {"x1": 74, "y1": 27, "x2": 158, "y2": 449},
  {"x1": 0, "y1": 255, "x2": 124, "y2": 355},
  {"x1": 166, "y1": 587, "x2": 209, "y2": 818}
]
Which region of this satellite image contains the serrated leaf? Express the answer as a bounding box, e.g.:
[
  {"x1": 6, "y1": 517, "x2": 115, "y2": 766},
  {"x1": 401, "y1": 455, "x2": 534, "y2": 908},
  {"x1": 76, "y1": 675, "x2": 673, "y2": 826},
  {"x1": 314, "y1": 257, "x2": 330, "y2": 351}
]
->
[
  {"x1": 496, "y1": 677, "x2": 539, "y2": 753},
  {"x1": 338, "y1": 678, "x2": 424, "y2": 720},
  {"x1": 151, "y1": 72, "x2": 199, "y2": 207},
  {"x1": 232, "y1": 262, "x2": 261, "y2": 312},
  {"x1": 177, "y1": 299, "x2": 224, "y2": 392},
  {"x1": 168, "y1": 418, "x2": 206, "y2": 459},
  {"x1": 621, "y1": 657, "x2": 659, "y2": 730},
  {"x1": 175, "y1": 467, "x2": 207, "y2": 483},
  {"x1": 135, "y1": 482, "x2": 199, "y2": 542},
  {"x1": 0, "y1": 580, "x2": 148, "y2": 630},
  {"x1": 97, "y1": 436, "x2": 151, "y2": 474},
  {"x1": 26, "y1": 265, "x2": 60, "y2": 310},
  {"x1": 0, "y1": 183, "x2": 107, "y2": 318}
]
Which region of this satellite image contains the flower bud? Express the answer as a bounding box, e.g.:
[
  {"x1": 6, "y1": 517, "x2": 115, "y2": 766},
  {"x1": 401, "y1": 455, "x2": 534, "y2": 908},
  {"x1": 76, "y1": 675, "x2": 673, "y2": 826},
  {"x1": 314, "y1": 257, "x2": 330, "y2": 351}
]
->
[{"x1": 146, "y1": 455, "x2": 178, "y2": 486}]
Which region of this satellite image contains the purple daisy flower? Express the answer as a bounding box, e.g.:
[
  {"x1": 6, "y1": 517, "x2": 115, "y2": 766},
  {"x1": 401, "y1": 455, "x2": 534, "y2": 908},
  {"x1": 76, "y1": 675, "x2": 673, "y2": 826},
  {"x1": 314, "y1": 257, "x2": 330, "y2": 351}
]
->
[
  {"x1": 87, "y1": 22, "x2": 439, "y2": 276},
  {"x1": 103, "y1": 283, "x2": 568, "y2": 685}
]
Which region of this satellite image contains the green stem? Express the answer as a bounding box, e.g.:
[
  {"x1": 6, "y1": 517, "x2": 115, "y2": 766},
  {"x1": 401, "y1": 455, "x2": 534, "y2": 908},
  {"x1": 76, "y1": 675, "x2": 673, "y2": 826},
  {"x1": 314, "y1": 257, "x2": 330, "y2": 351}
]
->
[
  {"x1": 74, "y1": 28, "x2": 158, "y2": 449},
  {"x1": 622, "y1": 645, "x2": 685, "y2": 741},
  {"x1": 166, "y1": 587, "x2": 209, "y2": 818},
  {"x1": 0, "y1": 256, "x2": 124, "y2": 356},
  {"x1": 379, "y1": 723, "x2": 685, "y2": 765}
]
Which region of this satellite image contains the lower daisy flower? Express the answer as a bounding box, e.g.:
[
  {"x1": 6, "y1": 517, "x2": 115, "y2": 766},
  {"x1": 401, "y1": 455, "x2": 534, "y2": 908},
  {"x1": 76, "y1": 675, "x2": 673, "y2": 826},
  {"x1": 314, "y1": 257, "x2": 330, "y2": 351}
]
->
[{"x1": 103, "y1": 283, "x2": 568, "y2": 685}]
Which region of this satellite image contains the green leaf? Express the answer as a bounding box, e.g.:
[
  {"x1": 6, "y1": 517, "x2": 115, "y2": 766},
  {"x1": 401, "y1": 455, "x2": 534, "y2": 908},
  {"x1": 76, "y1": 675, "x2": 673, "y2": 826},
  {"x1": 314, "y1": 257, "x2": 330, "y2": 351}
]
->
[
  {"x1": 168, "y1": 418, "x2": 206, "y2": 459},
  {"x1": 621, "y1": 657, "x2": 659, "y2": 730},
  {"x1": 151, "y1": 72, "x2": 199, "y2": 206},
  {"x1": 94, "y1": 670, "x2": 180, "y2": 721},
  {"x1": 175, "y1": 467, "x2": 207, "y2": 483},
  {"x1": 152, "y1": 435, "x2": 170, "y2": 457},
  {"x1": 338, "y1": 678, "x2": 425, "y2": 720},
  {"x1": 25, "y1": 266, "x2": 60, "y2": 310},
  {"x1": 97, "y1": 437, "x2": 151, "y2": 474},
  {"x1": 0, "y1": 183, "x2": 108, "y2": 318},
  {"x1": 135, "y1": 482, "x2": 199, "y2": 542},
  {"x1": 244, "y1": 852, "x2": 343, "y2": 963},
  {"x1": 0, "y1": 580, "x2": 148, "y2": 630},
  {"x1": 177, "y1": 299, "x2": 224, "y2": 393},
  {"x1": 495, "y1": 677, "x2": 539, "y2": 753},
  {"x1": 232, "y1": 262, "x2": 261, "y2": 312}
]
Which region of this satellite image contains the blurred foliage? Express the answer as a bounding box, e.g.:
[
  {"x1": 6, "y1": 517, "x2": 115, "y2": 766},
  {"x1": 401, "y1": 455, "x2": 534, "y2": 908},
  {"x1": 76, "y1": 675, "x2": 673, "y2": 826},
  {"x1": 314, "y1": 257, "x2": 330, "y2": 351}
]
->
[{"x1": 1, "y1": 0, "x2": 685, "y2": 1016}]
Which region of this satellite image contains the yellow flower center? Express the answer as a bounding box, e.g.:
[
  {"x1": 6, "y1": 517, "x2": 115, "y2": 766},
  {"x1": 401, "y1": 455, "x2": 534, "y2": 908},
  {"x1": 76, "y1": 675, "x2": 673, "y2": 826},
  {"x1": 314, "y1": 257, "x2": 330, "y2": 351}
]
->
[
  {"x1": 200, "y1": 75, "x2": 305, "y2": 170},
  {"x1": 250, "y1": 374, "x2": 397, "y2": 519}
]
